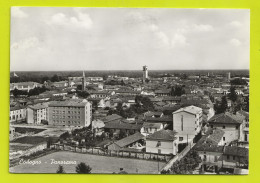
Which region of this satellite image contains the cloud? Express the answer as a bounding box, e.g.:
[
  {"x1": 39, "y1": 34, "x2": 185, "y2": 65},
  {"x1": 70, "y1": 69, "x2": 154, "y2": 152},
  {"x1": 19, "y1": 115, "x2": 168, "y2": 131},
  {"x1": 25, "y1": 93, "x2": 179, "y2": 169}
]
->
[
  {"x1": 11, "y1": 7, "x2": 28, "y2": 18},
  {"x1": 49, "y1": 11, "x2": 93, "y2": 29},
  {"x1": 11, "y1": 37, "x2": 39, "y2": 50},
  {"x1": 230, "y1": 21, "x2": 242, "y2": 27},
  {"x1": 192, "y1": 24, "x2": 214, "y2": 32},
  {"x1": 171, "y1": 34, "x2": 187, "y2": 47},
  {"x1": 126, "y1": 11, "x2": 156, "y2": 25},
  {"x1": 230, "y1": 38, "x2": 242, "y2": 46}
]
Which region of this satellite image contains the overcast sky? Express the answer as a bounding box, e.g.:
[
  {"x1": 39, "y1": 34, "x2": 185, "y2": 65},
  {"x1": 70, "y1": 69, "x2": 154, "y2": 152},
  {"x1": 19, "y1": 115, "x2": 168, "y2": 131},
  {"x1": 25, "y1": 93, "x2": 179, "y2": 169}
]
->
[{"x1": 10, "y1": 7, "x2": 250, "y2": 71}]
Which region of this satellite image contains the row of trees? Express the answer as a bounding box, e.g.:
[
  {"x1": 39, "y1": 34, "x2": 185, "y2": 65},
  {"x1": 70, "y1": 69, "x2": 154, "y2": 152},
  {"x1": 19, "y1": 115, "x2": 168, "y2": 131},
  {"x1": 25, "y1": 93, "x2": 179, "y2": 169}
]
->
[
  {"x1": 56, "y1": 162, "x2": 92, "y2": 174},
  {"x1": 10, "y1": 74, "x2": 66, "y2": 84},
  {"x1": 11, "y1": 86, "x2": 49, "y2": 97}
]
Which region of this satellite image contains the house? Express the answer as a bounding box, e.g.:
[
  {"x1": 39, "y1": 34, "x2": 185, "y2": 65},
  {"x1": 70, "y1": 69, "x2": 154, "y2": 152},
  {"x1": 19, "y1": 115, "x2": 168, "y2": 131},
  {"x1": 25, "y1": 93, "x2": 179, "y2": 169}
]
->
[
  {"x1": 144, "y1": 111, "x2": 163, "y2": 118},
  {"x1": 89, "y1": 90, "x2": 113, "y2": 98},
  {"x1": 103, "y1": 114, "x2": 123, "y2": 123},
  {"x1": 10, "y1": 106, "x2": 27, "y2": 123},
  {"x1": 115, "y1": 90, "x2": 141, "y2": 95},
  {"x1": 236, "y1": 110, "x2": 249, "y2": 144},
  {"x1": 10, "y1": 82, "x2": 42, "y2": 92},
  {"x1": 108, "y1": 132, "x2": 145, "y2": 151},
  {"x1": 172, "y1": 105, "x2": 203, "y2": 143},
  {"x1": 86, "y1": 77, "x2": 103, "y2": 81},
  {"x1": 162, "y1": 96, "x2": 181, "y2": 104},
  {"x1": 27, "y1": 102, "x2": 49, "y2": 124},
  {"x1": 92, "y1": 119, "x2": 105, "y2": 136},
  {"x1": 51, "y1": 81, "x2": 68, "y2": 88},
  {"x1": 154, "y1": 89, "x2": 171, "y2": 97},
  {"x1": 104, "y1": 119, "x2": 143, "y2": 136},
  {"x1": 146, "y1": 129, "x2": 178, "y2": 155},
  {"x1": 88, "y1": 98, "x2": 110, "y2": 108},
  {"x1": 208, "y1": 112, "x2": 243, "y2": 145},
  {"x1": 222, "y1": 146, "x2": 248, "y2": 169},
  {"x1": 194, "y1": 127, "x2": 248, "y2": 173},
  {"x1": 140, "y1": 122, "x2": 164, "y2": 136}
]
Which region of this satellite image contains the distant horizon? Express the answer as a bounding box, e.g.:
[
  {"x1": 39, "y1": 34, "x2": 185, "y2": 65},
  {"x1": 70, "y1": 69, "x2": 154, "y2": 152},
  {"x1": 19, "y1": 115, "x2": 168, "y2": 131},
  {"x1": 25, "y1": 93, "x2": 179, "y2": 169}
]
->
[{"x1": 10, "y1": 69, "x2": 250, "y2": 72}]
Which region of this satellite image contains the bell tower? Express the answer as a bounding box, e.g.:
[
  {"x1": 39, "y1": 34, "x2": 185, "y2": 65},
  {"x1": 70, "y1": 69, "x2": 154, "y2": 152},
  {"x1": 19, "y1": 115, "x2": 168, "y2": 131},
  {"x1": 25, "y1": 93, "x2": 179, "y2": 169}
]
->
[
  {"x1": 143, "y1": 65, "x2": 148, "y2": 83},
  {"x1": 82, "y1": 71, "x2": 86, "y2": 91}
]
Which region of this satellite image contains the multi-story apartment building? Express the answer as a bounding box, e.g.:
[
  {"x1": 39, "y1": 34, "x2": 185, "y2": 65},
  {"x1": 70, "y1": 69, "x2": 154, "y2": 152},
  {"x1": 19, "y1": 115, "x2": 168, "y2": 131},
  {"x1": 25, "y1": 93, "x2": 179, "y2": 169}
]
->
[
  {"x1": 48, "y1": 99, "x2": 92, "y2": 127},
  {"x1": 27, "y1": 102, "x2": 49, "y2": 124},
  {"x1": 10, "y1": 106, "x2": 27, "y2": 123},
  {"x1": 172, "y1": 105, "x2": 203, "y2": 143}
]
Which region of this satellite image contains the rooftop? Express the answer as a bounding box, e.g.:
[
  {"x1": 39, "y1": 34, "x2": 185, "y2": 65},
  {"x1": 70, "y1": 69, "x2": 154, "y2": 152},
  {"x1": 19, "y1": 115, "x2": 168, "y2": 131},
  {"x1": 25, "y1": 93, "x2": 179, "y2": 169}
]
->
[
  {"x1": 208, "y1": 112, "x2": 244, "y2": 124},
  {"x1": 173, "y1": 105, "x2": 202, "y2": 115},
  {"x1": 28, "y1": 102, "x2": 49, "y2": 110},
  {"x1": 146, "y1": 129, "x2": 177, "y2": 141},
  {"x1": 114, "y1": 132, "x2": 144, "y2": 148},
  {"x1": 49, "y1": 100, "x2": 89, "y2": 107}
]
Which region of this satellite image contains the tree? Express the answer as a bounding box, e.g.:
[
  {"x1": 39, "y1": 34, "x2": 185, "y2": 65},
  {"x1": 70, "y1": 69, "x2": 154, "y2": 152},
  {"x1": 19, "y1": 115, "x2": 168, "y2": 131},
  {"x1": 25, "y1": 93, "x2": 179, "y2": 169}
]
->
[
  {"x1": 170, "y1": 85, "x2": 185, "y2": 96},
  {"x1": 76, "y1": 90, "x2": 90, "y2": 98},
  {"x1": 12, "y1": 88, "x2": 28, "y2": 97},
  {"x1": 214, "y1": 96, "x2": 228, "y2": 114},
  {"x1": 56, "y1": 165, "x2": 66, "y2": 173},
  {"x1": 229, "y1": 86, "x2": 238, "y2": 102},
  {"x1": 75, "y1": 162, "x2": 92, "y2": 174},
  {"x1": 60, "y1": 131, "x2": 70, "y2": 140},
  {"x1": 230, "y1": 78, "x2": 247, "y2": 85},
  {"x1": 51, "y1": 74, "x2": 60, "y2": 82}
]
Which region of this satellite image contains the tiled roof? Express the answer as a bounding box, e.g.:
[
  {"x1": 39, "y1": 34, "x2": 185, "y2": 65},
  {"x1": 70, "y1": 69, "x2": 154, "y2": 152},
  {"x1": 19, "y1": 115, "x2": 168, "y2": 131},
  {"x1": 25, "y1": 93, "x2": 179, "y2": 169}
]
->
[
  {"x1": 146, "y1": 129, "x2": 177, "y2": 141},
  {"x1": 142, "y1": 122, "x2": 163, "y2": 129},
  {"x1": 162, "y1": 96, "x2": 181, "y2": 101},
  {"x1": 104, "y1": 120, "x2": 142, "y2": 130},
  {"x1": 194, "y1": 128, "x2": 225, "y2": 153},
  {"x1": 236, "y1": 110, "x2": 249, "y2": 119},
  {"x1": 103, "y1": 114, "x2": 123, "y2": 123},
  {"x1": 208, "y1": 112, "x2": 243, "y2": 124},
  {"x1": 145, "y1": 115, "x2": 173, "y2": 123},
  {"x1": 114, "y1": 132, "x2": 144, "y2": 148},
  {"x1": 10, "y1": 105, "x2": 26, "y2": 111},
  {"x1": 223, "y1": 146, "x2": 248, "y2": 157},
  {"x1": 28, "y1": 102, "x2": 49, "y2": 110}
]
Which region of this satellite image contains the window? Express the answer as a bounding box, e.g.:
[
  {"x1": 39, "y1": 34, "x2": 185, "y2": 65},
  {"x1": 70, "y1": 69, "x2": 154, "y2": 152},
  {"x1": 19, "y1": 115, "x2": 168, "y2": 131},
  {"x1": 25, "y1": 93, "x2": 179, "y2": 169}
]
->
[
  {"x1": 179, "y1": 137, "x2": 183, "y2": 141},
  {"x1": 233, "y1": 156, "x2": 235, "y2": 160},
  {"x1": 227, "y1": 155, "x2": 230, "y2": 160},
  {"x1": 223, "y1": 126, "x2": 225, "y2": 129},
  {"x1": 223, "y1": 137, "x2": 225, "y2": 141}
]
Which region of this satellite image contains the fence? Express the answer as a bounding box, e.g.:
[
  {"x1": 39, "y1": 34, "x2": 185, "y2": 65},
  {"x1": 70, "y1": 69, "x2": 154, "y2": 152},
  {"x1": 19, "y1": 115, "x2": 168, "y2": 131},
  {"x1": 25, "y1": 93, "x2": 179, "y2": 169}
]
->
[{"x1": 51, "y1": 143, "x2": 172, "y2": 162}]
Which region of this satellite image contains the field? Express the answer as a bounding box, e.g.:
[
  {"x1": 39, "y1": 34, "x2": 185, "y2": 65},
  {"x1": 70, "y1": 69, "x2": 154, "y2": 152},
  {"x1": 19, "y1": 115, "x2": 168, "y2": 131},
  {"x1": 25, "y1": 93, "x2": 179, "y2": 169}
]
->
[{"x1": 10, "y1": 151, "x2": 166, "y2": 174}]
